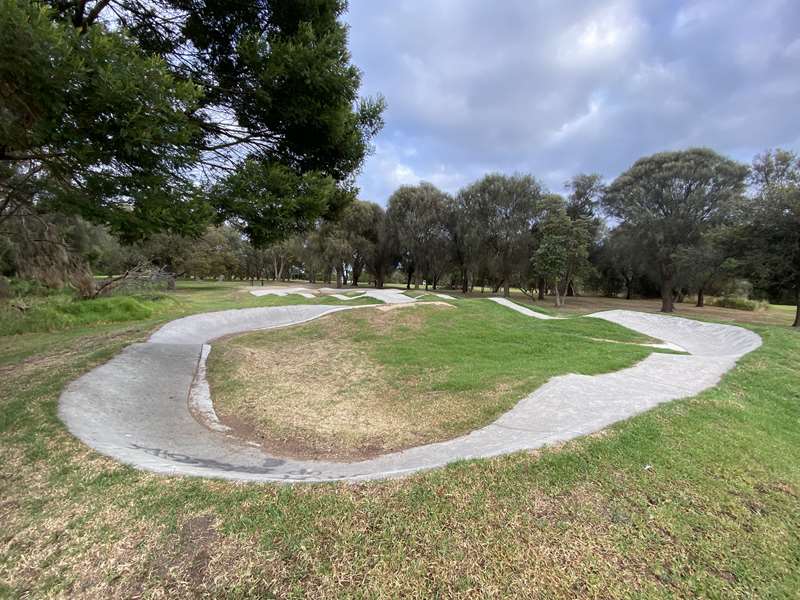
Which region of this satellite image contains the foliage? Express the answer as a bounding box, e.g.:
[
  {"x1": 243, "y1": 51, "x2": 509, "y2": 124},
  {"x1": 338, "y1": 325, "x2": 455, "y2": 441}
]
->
[
  {"x1": 707, "y1": 296, "x2": 768, "y2": 312},
  {"x1": 533, "y1": 197, "x2": 592, "y2": 306},
  {"x1": 738, "y1": 149, "x2": 800, "y2": 326},
  {"x1": 456, "y1": 173, "x2": 544, "y2": 296},
  {"x1": 0, "y1": 0, "x2": 206, "y2": 238},
  {"x1": 603, "y1": 148, "x2": 748, "y2": 312},
  {"x1": 386, "y1": 183, "x2": 451, "y2": 288},
  {"x1": 2, "y1": 0, "x2": 384, "y2": 268}
]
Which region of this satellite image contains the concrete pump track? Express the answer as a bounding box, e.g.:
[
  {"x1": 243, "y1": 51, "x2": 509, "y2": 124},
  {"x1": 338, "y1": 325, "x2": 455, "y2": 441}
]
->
[{"x1": 58, "y1": 291, "x2": 762, "y2": 483}]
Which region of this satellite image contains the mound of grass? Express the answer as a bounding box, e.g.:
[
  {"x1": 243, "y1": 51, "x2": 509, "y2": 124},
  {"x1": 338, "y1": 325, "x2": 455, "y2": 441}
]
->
[
  {"x1": 207, "y1": 300, "x2": 662, "y2": 459},
  {"x1": 0, "y1": 294, "x2": 175, "y2": 335}
]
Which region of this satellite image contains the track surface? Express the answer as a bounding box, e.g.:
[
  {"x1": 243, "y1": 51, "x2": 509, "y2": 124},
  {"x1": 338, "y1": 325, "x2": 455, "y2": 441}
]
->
[{"x1": 58, "y1": 302, "x2": 761, "y2": 483}]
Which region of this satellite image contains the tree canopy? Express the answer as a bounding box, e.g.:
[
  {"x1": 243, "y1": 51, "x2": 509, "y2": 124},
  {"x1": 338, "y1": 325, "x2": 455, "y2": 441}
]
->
[
  {"x1": 603, "y1": 148, "x2": 748, "y2": 312},
  {"x1": 1, "y1": 0, "x2": 384, "y2": 243}
]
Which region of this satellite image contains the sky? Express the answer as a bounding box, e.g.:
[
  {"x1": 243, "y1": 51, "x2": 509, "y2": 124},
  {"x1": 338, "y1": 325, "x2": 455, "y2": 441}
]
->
[{"x1": 343, "y1": 0, "x2": 800, "y2": 204}]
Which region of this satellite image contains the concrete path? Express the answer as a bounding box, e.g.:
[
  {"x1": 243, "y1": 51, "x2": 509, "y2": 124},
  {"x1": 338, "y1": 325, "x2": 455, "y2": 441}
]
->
[
  {"x1": 59, "y1": 305, "x2": 761, "y2": 483},
  {"x1": 248, "y1": 286, "x2": 418, "y2": 305},
  {"x1": 487, "y1": 296, "x2": 559, "y2": 319},
  {"x1": 249, "y1": 287, "x2": 317, "y2": 299}
]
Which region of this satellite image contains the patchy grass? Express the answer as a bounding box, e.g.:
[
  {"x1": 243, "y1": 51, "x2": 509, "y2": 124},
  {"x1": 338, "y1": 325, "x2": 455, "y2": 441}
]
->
[
  {"x1": 207, "y1": 301, "x2": 660, "y2": 459},
  {"x1": 0, "y1": 281, "x2": 799, "y2": 598}
]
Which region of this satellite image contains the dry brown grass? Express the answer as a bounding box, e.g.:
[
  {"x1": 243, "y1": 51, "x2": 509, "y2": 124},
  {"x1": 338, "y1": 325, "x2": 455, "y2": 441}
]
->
[{"x1": 207, "y1": 304, "x2": 487, "y2": 460}]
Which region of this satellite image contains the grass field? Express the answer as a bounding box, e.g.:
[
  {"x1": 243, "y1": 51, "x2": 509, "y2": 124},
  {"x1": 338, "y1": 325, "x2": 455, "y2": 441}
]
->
[
  {"x1": 1, "y1": 281, "x2": 799, "y2": 598},
  {"x1": 207, "y1": 301, "x2": 659, "y2": 459}
]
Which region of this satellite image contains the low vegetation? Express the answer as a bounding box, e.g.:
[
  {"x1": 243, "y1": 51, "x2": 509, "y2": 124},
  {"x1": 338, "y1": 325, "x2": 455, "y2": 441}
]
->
[
  {"x1": 207, "y1": 300, "x2": 658, "y2": 459},
  {"x1": 1, "y1": 283, "x2": 799, "y2": 597},
  {"x1": 708, "y1": 296, "x2": 769, "y2": 312}
]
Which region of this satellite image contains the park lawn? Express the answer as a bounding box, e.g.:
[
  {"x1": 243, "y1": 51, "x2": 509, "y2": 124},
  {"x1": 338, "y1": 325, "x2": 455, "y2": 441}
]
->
[
  {"x1": 0, "y1": 282, "x2": 798, "y2": 598},
  {"x1": 206, "y1": 300, "x2": 658, "y2": 459}
]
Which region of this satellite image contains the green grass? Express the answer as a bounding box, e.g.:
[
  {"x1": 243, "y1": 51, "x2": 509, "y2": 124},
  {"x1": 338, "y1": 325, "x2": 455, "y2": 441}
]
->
[
  {"x1": 0, "y1": 284, "x2": 379, "y2": 337},
  {"x1": 206, "y1": 301, "x2": 659, "y2": 457},
  {"x1": 1, "y1": 281, "x2": 799, "y2": 597}
]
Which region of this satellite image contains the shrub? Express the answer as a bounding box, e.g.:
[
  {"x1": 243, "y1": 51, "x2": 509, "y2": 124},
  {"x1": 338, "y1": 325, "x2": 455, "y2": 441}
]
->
[
  {"x1": 0, "y1": 294, "x2": 172, "y2": 335},
  {"x1": 708, "y1": 296, "x2": 769, "y2": 312}
]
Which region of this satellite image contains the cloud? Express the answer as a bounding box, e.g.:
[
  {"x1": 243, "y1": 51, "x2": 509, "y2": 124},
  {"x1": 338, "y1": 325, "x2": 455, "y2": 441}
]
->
[{"x1": 346, "y1": 0, "x2": 800, "y2": 203}]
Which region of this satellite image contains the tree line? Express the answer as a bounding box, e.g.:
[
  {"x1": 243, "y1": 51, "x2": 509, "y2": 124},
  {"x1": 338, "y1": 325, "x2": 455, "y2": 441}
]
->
[
  {"x1": 237, "y1": 147, "x2": 797, "y2": 326},
  {"x1": 8, "y1": 146, "x2": 790, "y2": 326},
  {"x1": 1, "y1": 3, "x2": 797, "y2": 326}
]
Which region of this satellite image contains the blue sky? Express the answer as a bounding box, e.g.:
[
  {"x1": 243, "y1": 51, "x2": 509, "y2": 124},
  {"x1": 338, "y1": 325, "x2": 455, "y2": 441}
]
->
[{"x1": 343, "y1": 0, "x2": 800, "y2": 204}]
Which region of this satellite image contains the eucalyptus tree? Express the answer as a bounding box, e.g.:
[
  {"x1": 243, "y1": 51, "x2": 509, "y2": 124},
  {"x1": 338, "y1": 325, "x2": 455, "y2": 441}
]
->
[
  {"x1": 740, "y1": 149, "x2": 800, "y2": 326},
  {"x1": 385, "y1": 183, "x2": 451, "y2": 289},
  {"x1": 458, "y1": 174, "x2": 544, "y2": 297},
  {"x1": 532, "y1": 195, "x2": 591, "y2": 306},
  {"x1": 340, "y1": 200, "x2": 383, "y2": 286},
  {"x1": 603, "y1": 149, "x2": 748, "y2": 312}
]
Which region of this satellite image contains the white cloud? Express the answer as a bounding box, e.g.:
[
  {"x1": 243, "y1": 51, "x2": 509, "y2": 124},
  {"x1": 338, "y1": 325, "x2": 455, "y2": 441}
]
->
[{"x1": 346, "y1": 0, "x2": 800, "y2": 203}]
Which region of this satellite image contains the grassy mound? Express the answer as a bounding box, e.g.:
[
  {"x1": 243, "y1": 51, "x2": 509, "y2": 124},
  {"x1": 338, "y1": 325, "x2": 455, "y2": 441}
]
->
[
  {"x1": 0, "y1": 294, "x2": 174, "y2": 336},
  {"x1": 207, "y1": 300, "x2": 661, "y2": 459}
]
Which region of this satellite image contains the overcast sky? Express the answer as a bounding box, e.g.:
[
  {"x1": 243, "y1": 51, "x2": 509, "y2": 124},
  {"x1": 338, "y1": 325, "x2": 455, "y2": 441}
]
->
[{"x1": 343, "y1": 0, "x2": 800, "y2": 204}]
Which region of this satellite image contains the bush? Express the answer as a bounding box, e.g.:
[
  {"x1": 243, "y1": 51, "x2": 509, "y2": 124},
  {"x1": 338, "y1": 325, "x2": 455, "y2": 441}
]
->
[
  {"x1": 708, "y1": 296, "x2": 769, "y2": 312},
  {"x1": 0, "y1": 294, "x2": 173, "y2": 335}
]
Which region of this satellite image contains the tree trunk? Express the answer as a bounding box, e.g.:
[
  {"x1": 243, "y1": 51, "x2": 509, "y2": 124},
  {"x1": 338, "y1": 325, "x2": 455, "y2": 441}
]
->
[
  {"x1": 660, "y1": 277, "x2": 674, "y2": 313},
  {"x1": 406, "y1": 270, "x2": 412, "y2": 289},
  {"x1": 335, "y1": 268, "x2": 343, "y2": 289},
  {"x1": 537, "y1": 276, "x2": 545, "y2": 301},
  {"x1": 696, "y1": 288, "x2": 705, "y2": 308},
  {"x1": 461, "y1": 269, "x2": 469, "y2": 294},
  {"x1": 503, "y1": 278, "x2": 510, "y2": 298},
  {"x1": 625, "y1": 277, "x2": 632, "y2": 300},
  {"x1": 554, "y1": 281, "x2": 561, "y2": 307},
  {"x1": 793, "y1": 288, "x2": 799, "y2": 327}
]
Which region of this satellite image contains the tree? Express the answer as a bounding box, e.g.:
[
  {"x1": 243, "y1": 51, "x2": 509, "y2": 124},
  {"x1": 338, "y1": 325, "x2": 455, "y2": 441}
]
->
[
  {"x1": 1, "y1": 0, "x2": 207, "y2": 239},
  {"x1": 385, "y1": 183, "x2": 450, "y2": 289},
  {"x1": 340, "y1": 200, "x2": 382, "y2": 286},
  {"x1": 603, "y1": 149, "x2": 747, "y2": 312},
  {"x1": 365, "y1": 207, "x2": 395, "y2": 289},
  {"x1": 674, "y1": 228, "x2": 737, "y2": 307},
  {"x1": 740, "y1": 149, "x2": 800, "y2": 327},
  {"x1": 2, "y1": 0, "x2": 384, "y2": 258},
  {"x1": 532, "y1": 197, "x2": 591, "y2": 306},
  {"x1": 458, "y1": 174, "x2": 543, "y2": 297}
]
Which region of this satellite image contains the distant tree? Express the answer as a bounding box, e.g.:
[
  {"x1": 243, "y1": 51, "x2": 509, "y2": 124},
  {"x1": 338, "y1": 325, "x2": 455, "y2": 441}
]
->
[
  {"x1": 447, "y1": 195, "x2": 481, "y2": 293},
  {"x1": 532, "y1": 197, "x2": 591, "y2": 306},
  {"x1": 340, "y1": 200, "x2": 383, "y2": 286},
  {"x1": 458, "y1": 174, "x2": 543, "y2": 297},
  {"x1": 603, "y1": 149, "x2": 748, "y2": 312},
  {"x1": 565, "y1": 173, "x2": 604, "y2": 225},
  {"x1": 365, "y1": 208, "x2": 396, "y2": 289},
  {"x1": 740, "y1": 149, "x2": 800, "y2": 326},
  {"x1": 674, "y1": 228, "x2": 737, "y2": 307},
  {"x1": 385, "y1": 183, "x2": 450, "y2": 289}
]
